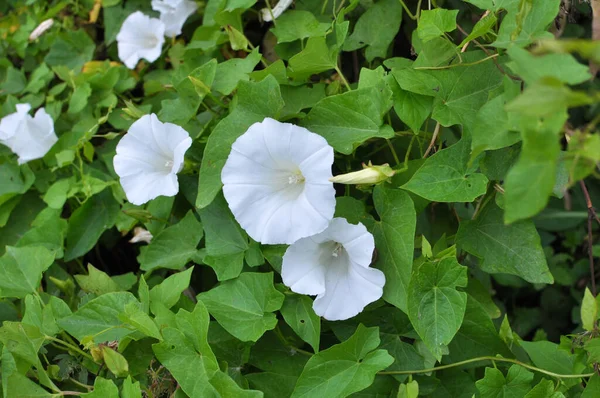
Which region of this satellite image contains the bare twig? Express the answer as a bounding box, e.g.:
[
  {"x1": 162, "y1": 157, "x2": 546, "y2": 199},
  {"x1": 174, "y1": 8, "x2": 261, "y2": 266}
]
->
[{"x1": 580, "y1": 180, "x2": 600, "y2": 296}]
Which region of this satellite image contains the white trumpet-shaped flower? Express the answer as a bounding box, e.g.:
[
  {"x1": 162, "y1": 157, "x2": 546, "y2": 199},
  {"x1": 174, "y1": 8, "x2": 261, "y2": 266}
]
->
[
  {"x1": 116, "y1": 11, "x2": 165, "y2": 69},
  {"x1": 113, "y1": 114, "x2": 192, "y2": 205},
  {"x1": 221, "y1": 118, "x2": 335, "y2": 245},
  {"x1": 282, "y1": 218, "x2": 385, "y2": 321},
  {"x1": 152, "y1": 0, "x2": 198, "y2": 38},
  {"x1": 0, "y1": 104, "x2": 57, "y2": 164}
]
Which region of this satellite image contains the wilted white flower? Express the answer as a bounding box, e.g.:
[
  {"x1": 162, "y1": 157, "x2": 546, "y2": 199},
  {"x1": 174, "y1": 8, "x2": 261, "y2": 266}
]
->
[
  {"x1": 0, "y1": 104, "x2": 57, "y2": 164},
  {"x1": 282, "y1": 218, "x2": 385, "y2": 321},
  {"x1": 113, "y1": 114, "x2": 192, "y2": 205},
  {"x1": 260, "y1": 0, "x2": 293, "y2": 22},
  {"x1": 116, "y1": 11, "x2": 166, "y2": 69},
  {"x1": 152, "y1": 0, "x2": 198, "y2": 38},
  {"x1": 221, "y1": 118, "x2": 335, "y2": 245},
  {"x1": 29, "y1": 19, "x2": 54, "y2": 41},
  {"x1": 129, "y1": 227, "x2": 153, "y2": 244}
]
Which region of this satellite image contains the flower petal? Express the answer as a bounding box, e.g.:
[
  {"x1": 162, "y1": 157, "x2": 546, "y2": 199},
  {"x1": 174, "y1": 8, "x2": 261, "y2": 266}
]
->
[
  {"x1": 326, "y1": 218, "x2": 375, "y2": 267},
  {"x1": 116, "y1": 12, "x2": 165, "y2": 69},
  {"x1": 152, "y1": 0, "x2": 198, "y2": 37},
  {"x1": 282, "y1": 236, "x2": 327, "y2": 296},
  {"x1": 120, "y1": 172, "x2": 179, "y2": 205}
]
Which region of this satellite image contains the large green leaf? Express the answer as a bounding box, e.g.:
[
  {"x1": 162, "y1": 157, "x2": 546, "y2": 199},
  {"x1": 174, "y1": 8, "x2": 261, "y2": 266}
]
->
[
  {"x1": 402, "y1": 135, "x2": 488, "y2": 202},
  {"x1": 270, "y1": 11, "x2": 330, "y2": 43},
  {"x1": 149, "y1": 267, "x2": 194, "y2": 312},
  {"x1": 456, "y1": 204, "x2": 553, "y2": 284},
  {"x1": 0, "y1": 246, "x2": 55, "y2": 299},
  {"x1": 212, "y1": 48, "x2": 261, "y2": 95},
  {"x1": 407, "y1": 257, "x2": 468, "y2": 361},
  {"x1": 138, "y1": 211, "x2": 203, "y2": 272},
  {"x1": 291, "y1": 324, "x2": 394, "y2": 398},
  {"x1": 280, "y1": 293, "x2": 320, "y2": 353},
  {"x1": 475, "y1": 365, "x2": 533, "y2": 398},
  {"x1": 287, "y1": 37, "x2": 338, "y2": 80},
  {"x1": 197, "y1": 272, "x2": 284, "y2": 342},
  {"x1": 44, "y1": 29, "x2": 95, "y2": 71},
  {"x1": 493, "y1": 0, "x2": 561, "y2": 48},
  {"x1": 506, "y1": 47, "x2": 591, "y2": 85},
  {"x1": 417, "y1": 9, "x2": 459, "y2": 43},
  {"x1": 302, "y1": 86, "x2": 394, "y2": 154},
  {"x1": 371, "y1": 186, "x2": 416, "y2": 313},
  {"x1": 196, "y1": 76, "x2": 284, "y2": 208}
]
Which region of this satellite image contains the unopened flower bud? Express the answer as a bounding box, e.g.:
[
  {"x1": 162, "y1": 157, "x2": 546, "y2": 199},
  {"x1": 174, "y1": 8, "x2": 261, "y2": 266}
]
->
[
  {"x1": 129, "y1": 227, "x2": 153, "y2": 244},
  {"x1": 260, "y1": 0, "x2": 293, "y2": 22},
  {"x1": 29, "y1": 19, "x2": 54, "y2": 41},
  {"x1": 329, "y1": 162, "x2": 396, "y2": 185}
]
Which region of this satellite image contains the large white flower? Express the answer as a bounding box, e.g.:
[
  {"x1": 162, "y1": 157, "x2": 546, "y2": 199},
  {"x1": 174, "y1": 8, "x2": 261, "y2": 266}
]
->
[
  {"x1": 116, "y1": 11, "x2": 165, "y2": 69},
  {"x1": 152, "y1": 0, "x2": 198, "y2": 38},
  {"x1": 0, "y1": 103, "x2": 57, "y2": 164},
  {"x1": 282, "y1": 218, "x2": 385, "y2": 321},
  {"x1": 113, "y1": 114, "x2": 192, "y2": 205},
  {"x1": 221, "y1": 118, "x2": 336, "y2": 245}
]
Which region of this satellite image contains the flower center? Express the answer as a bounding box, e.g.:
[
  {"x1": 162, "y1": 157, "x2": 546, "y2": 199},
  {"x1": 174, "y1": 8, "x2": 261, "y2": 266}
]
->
[
  {"x1": 331, "y1": 242, "x2": 343, "y2": 257},
  {"x1": 164, "y1": 160, "x2": 174, "y2": 170},
  {"x1": 145, "y1": 36, "x2": 159, "y2": 48},
  {"x1": 288, "y1": 171, "x2": 305, "y2": 185}
]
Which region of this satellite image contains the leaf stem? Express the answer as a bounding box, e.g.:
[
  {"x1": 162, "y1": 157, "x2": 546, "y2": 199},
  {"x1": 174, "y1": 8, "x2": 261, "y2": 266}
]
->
[
  {"x1": 68, "y1": 378, "x2": 93, "y2": 391},
  {"x1": 335, "y1": 66, "x2": 352, "y2": 91},
  {"x1": 398, "y1": 0, "x2": 419, "y2": 20},
  {"x1": 45, "y1": 336, "x2": 93, "y2": 361},
  {"x1": 377, "y1": 356, "x2": 596, "y2": 379},
  {"x1": 414, "y1": 54, "x2": 499, "y2": 70},
  {"x1": 386, "y1": 139, "x2": 401, "y2": 166},
  {"x1": 423, "y1": 122, "x2": 440, "y2": 158}
]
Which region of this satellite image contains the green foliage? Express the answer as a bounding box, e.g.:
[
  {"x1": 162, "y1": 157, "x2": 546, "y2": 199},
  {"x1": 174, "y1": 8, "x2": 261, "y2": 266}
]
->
[{"x1": 0, "y1": 0, "x2": 599, "y2": 396}]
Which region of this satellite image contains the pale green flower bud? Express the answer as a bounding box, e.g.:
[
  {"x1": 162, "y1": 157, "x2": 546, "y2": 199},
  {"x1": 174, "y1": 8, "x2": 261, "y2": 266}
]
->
[{"x1": 329, "y1": 162, "x2": 396, "y2": 185}]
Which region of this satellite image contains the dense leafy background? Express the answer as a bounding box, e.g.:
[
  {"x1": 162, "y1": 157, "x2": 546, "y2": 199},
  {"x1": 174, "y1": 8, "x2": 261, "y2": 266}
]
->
[{"x1": 1, "y1": 0, "x2": 600, "y2": 397}]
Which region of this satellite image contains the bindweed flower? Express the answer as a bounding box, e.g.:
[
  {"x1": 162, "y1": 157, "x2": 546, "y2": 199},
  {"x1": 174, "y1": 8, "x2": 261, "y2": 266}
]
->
[
  {"x1": 116, "y1": 12, "x2": 165, "y2": 69},
  {"x1": 152, "y1": 0, "x2": 198, "y2": 38},
  {"x1": 29, "y1": 19, "x2": 54, "y2": 41},
  {"x1": 113, "y1": 114, "x2": 192, "y2": 205},
  {"x1": 330, "y1": 162, "x2": 396, "y2": 185},
  {"x1": 0, "y1": 104, "x2": 57, "y2": 164},
  {"x1": 260, "y1": 0, "x2": 293, "y2": 21},
  {"x1": 221, "y1": 118, "x2": 335, "y2": 245},
  {"x1": 281, "y1": 218, "x2": 385, "y2": 321}
]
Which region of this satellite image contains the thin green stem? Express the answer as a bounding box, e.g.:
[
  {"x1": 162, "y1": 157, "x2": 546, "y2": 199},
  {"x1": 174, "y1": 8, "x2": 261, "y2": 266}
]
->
[
  {"x1": 414, "y1": 54, "x2": 499, "y2": 70},
  {"x1": 45, "y1": 336, "x2": 93, "y2": 361},
  {"x1": 335, "y1": 66, "x2": 352, "y2": 91},
  {"x1": 68, "y1": 378, "x2": 93, "y2": 391},
  {"x1": 398, "y1": 0, "x2": 417, "y2": 20},
  {"x1": 378, "y1": 356, "x2": 596, "y2": 379},
  {"x1": 386, "y1": 139, "x2": 401, "y2": 166}
]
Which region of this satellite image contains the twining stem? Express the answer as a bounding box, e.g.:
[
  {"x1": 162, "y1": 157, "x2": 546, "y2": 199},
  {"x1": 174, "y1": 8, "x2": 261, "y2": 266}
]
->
[
  {"x1": 580, "y1": 180, "x2": 600, "y2": 296},
  {"x1": 378, "y1": 356, "x2": 596, "y2": 379},
  {"x1": 45, "y1": 336, "x2": 94, "y2": 361},
  {"x1": 414, "y1": 53, "x2": 499, "y2": 70},
  {"x1": 386, "y1": 139, "x2": 401, "y2": 166},
  {"x1": 423, "y1": 122, "x2": 440, "y2": 158},
  {"x1": 68, "y1": 378, "x2": 93, "y2": 391},
  {"x1": 335, "y1": 66, "x2": 352, "y2": 91},
  {"x1": 398, "y1": 0, "x2": 422, "y2": 20}
]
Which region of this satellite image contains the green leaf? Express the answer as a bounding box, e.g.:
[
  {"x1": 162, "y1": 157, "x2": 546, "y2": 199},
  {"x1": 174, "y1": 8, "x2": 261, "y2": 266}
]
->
[
  {"x1": 398, "y1": 380, "x2": 419, "y2": 398},
  {"x1": 503, "y1": 113, "x2": 565, "y2": 223},
  {"x1": 389, "y1": 73, "x2": 433, "y2": 134},
  {"x1": 417, "y1": 9, "x2": 459, "y2": 43},
  {"x1": 199, "y1": 193, "x2": 248, "y2": 281},
  {"x1": 1, "y1": 349, "x2": 53, "y2": 398},
  {"x1": 196, "y1": 75, "x2": 284, "y2": 208},
  {"x1": 44, "y1": 30, "x2": 96, "y2": 71},
  {"x1": 197, "y1": 272, "x2": 284, "y2": 342},
  {"x1": 102, "y1": 346, "x2": 129, "y2": 378},
  {"x1": 506, "y1": 80, "x2": 593, "y2": 118},
  {"x1": 302, "y1": 86, "x2": 394, "y2": 154},
  {"x1": 280, "y1": 293, "x2": 320, "y2": 353},
  {"x1": 471, "y1": 91, "x2": 521, "y2": 155},
  {"x1": 15, "y1": 207, "x2": 67, "y2": 258},
  {"x1": 81, "y1": 377, "x2": 119, "y2": 397},
  {"x1": 0, "y1": 246, "x2": 55, "y2": 299},
  {"x1": 291, "y1": 324, "x2": 394, "y2": 398},
  {"x1": 288, "y1": 37, "x2": 338, "y2": 80},
  {"x1": 581, "y1": 288, "x2": 598, "y2": 332},
  {"x1": 149, "y1": 267, "x2": 194, "y2": 312},
  {"x1": 212, "y1": 48, "x2": 261, "y2": 95},
  {"x1": 121, "y1": 376, "x2": 142, "y2": 398},
  {"x1": 74, "y1": 264, "x2": 123, "y2": 295},
  {"x1": 458, "y1": 13, "x2": 498, "y2": 47},
  {"x1": 506, "y1": 47, "x2": 591, "y2": 85},
  {"x1": 343, "y1": 0, "x2": 403, "y2": 61},
  {"x1": 520, "y1": 341, "x2": 582, "y2": 386},
  {"x1": 0, "y1": 67, "x2": 26, "y2": 95},
  {"x1": 402, "y1": 135, "x2": 488, "y2": 202},
  {"x1": 22, "y1": 295, "x2": 71, "y2": 337},
  {"x1": 371, "y1": 186, "x2": 416, "y2": 313},
  {"x1": 58, "y1": 292, "x2": 140, "y2": 343},
  {"x1": 118, "y1": 302, "x2": 162, "y2": 340},
  {"x1": 68, "y1": 82, "x2": 92, "y2": 114},
  {"x1": 271, "y1": 11, "x2": 330, "y2": 43},
  {"x1": 524, "y1": 379, "x2": 565, "y2": 398},
  {"x1": 456, "y1": 204, "x2": 553, "y2": 284},
  {"x1": 408, "y1": 257, "x2": 468, "y2": 361},
  {"x1": 138, "y1": 211, "x2": 203, "y2": 272},
  {"x1": 582, "y1": 375, "x2": 600, "y2": 398},
  {"x1": 493, "y1": 0, "x2": 561, "y2": 48},
  {"x1": 475, "y1": 365, "x2": 533, "y2": 398},
  {"x1": 64, "y1": 189, "x2": 120, "y2": 261}
]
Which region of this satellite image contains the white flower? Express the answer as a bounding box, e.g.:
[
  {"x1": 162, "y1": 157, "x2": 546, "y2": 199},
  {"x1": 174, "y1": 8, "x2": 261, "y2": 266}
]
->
[
  {"x1": 152, "y1": 0, "x2": 198, "y2": 38},
  {"x1": 113, "y1": 114, "x2": 192, "y2": 205},
  {"x1": 29, "y1": 19, "x2": 54, "y2": 41},
  {"x1": 116, "y1": 12, "x2": 166, "y2": 69},
  {"x1": 282, "y1": 218, "x2": 385, "y2": 321},
  {"x1": 260, "y1": 0, "x2": 293, "y2": 22},
  {"x1": 221, "y1": 118, "x2": 335, "y2": 245},
  {"x1": 0, "y1": 104, "x2": 57, "y2": 164}
]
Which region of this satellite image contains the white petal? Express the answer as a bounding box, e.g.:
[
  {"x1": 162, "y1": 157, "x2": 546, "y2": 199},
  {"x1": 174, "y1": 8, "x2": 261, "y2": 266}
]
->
[
  {"x1": 0, "y1": 104, "x2": 57, "y2": 164},
  {"x1": 152, "y1": 0, "x2": 197, "y2": 37},
  {"x1": 281, "y1": 218, "x2": 384, "y2": 321},
  {"x1": 117, "y1": 12, "x2": 165, "y2": 69},
  {"x1": 113, "y1": 114, "x2": 191, "y2": 205},
  {"x1": 221, "y1": 118, "x2": 335, "y2": 245}
]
